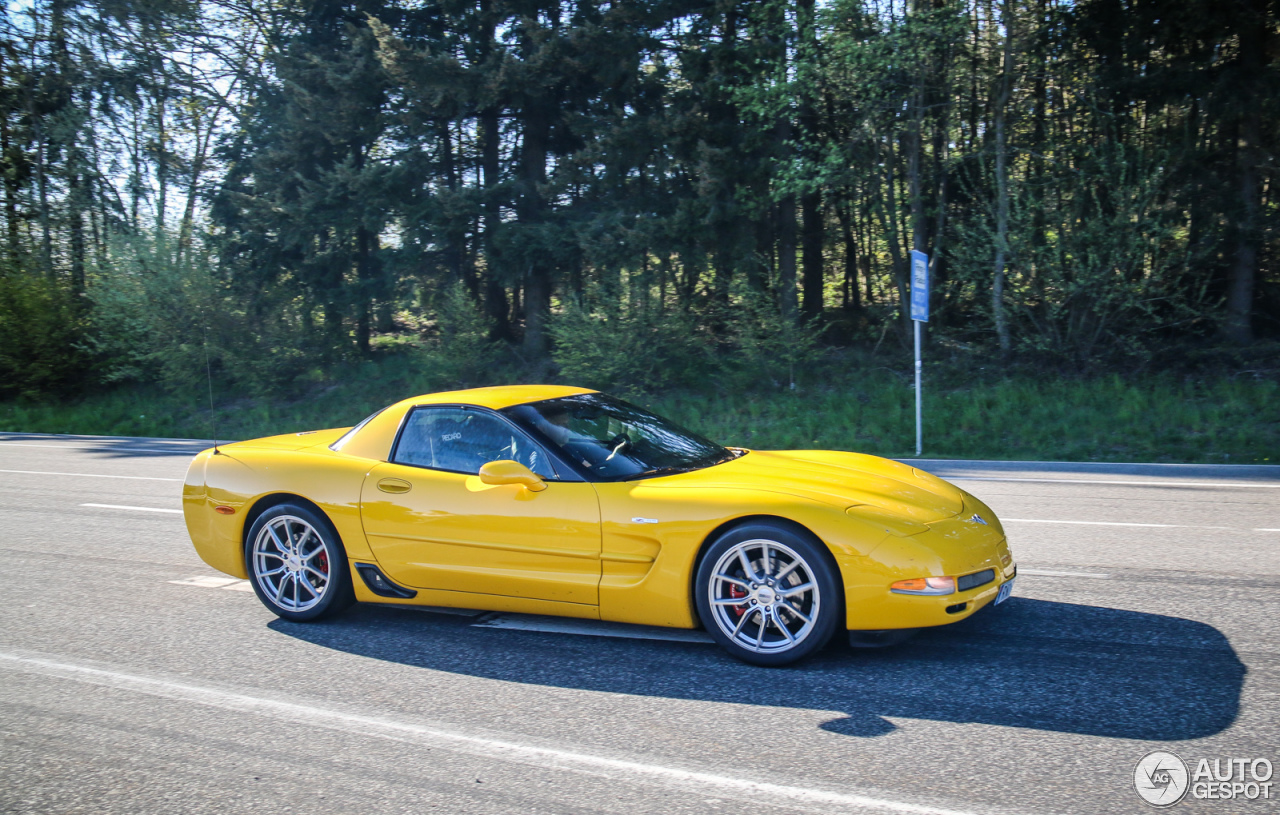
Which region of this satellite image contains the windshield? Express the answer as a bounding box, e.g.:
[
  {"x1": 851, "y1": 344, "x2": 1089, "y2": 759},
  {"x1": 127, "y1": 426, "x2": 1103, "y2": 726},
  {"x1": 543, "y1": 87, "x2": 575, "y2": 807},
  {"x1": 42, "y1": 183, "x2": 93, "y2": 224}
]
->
[{"x1": 504, "y1": 394, "x2": 733, "y2": 481}]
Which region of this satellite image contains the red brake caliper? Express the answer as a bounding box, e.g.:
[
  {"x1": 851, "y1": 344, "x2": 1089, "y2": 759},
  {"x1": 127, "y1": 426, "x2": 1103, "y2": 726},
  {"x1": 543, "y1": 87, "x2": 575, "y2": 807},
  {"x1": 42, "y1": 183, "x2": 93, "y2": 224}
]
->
[
  {"x1": 316, "y1": 550, "x2": 329, "y2": 578},
  {"x1": 728, "y1": 583, "x2": 747, "y2": 617}
]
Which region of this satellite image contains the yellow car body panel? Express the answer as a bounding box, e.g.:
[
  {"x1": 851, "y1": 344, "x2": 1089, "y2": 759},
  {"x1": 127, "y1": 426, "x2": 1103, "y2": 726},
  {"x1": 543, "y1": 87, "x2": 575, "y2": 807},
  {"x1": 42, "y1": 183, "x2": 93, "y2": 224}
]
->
[
  {"x1": 182, "y1": 385, "x2": 1015, "y2": 637},
  {"x1": 359, "y1": 462, "x2": 602, "y2": 605}
]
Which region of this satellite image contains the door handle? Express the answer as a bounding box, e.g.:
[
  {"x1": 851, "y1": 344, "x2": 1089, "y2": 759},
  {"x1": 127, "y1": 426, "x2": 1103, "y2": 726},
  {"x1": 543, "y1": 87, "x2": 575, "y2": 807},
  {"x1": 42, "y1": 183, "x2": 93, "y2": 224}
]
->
[{"x1": 377, "y1": 478, "x2": 412, "y2": 494}]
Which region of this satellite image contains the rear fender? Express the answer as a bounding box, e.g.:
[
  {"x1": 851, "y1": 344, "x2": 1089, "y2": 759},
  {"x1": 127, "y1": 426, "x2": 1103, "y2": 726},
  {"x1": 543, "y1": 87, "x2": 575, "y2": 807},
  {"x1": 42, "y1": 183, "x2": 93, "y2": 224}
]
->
[{"x1": 184, "y1": 447, "x2": 375, "y2": 579}]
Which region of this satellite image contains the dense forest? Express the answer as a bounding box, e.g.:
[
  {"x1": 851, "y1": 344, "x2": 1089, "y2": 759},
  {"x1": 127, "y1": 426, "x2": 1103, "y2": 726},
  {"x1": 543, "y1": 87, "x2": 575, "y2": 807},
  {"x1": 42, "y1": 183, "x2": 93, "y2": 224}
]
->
[{"x1": 1, "y1": 0, "x2": 1277, "y2": 401}]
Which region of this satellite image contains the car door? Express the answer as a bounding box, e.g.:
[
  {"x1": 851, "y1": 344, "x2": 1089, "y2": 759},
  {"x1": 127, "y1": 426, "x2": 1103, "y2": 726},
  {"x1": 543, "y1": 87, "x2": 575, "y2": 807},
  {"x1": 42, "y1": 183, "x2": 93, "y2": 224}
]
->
[{"x1": 359, "y1": 406, "x2": 602, "y2": 606}]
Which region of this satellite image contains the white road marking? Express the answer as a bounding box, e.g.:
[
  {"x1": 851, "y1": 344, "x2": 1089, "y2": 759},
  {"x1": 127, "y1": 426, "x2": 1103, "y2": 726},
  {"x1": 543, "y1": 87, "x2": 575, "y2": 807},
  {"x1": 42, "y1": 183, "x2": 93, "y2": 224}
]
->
[
  {"x1": 171, "y1": 576, "x2": 486, "y2": 601},
  {"x1": 169, "y1": 576, "x2": 242, "y2": 588},
  {"x1": 0, "y1": 468, "x2": 183, "y2": 482},
  {"x1": 1002, "y1": 517, "x2": 1244, "y2": 531},
  {"x1": 170, "y1": 575, "x2": 254, "y2": 591},
  {"x1": 949, "y1": 476, "x2": 1279, "y2": 489},
  {"x1": 1257, "y1": 528, "x2": 1280, "y2": 533},
  {"x1": 474, "y1": 613, "x2": 714, "y2": 644},
  {"x1": 1003, "y1": 518, "x2": 1180, "y2": 528},
  {"x1": 83, "y1": 503, "x2": 183, "y2": 514},
  {"x1": 0, "y1": 652, "x2": 982, "y2": 815},
  {"x1": 1018, "y1": 569, "x2": 1111, "y2": 579},
  {"x1": 0, "y1": 442, "x2": 203, "y2": 454}
]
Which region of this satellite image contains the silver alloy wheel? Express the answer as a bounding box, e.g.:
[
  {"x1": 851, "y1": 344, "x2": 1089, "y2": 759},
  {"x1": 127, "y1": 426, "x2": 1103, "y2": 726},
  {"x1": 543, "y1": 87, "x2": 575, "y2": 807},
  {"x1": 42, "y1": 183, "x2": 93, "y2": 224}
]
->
[
  {"x1": 707, "y1": 538, "x2": 820, "y2": 654},
  {"x1": 251, "y1": 514, "x2": 331, "y2": 613}
]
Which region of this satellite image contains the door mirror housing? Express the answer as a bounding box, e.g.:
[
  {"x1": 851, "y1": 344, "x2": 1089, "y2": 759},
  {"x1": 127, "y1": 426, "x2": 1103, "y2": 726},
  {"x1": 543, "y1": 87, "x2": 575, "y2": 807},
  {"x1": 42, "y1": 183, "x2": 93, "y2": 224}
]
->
[{"x1": 478, "y1": 460, "x2": 547, "y2": 492}]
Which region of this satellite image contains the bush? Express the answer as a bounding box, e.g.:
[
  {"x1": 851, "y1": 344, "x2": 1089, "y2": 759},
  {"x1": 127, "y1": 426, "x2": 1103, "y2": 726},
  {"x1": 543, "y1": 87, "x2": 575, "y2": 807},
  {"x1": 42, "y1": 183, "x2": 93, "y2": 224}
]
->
[
  {"x1": 0, "y1": 273, "x2": 93, "y2": 399},
  {"x1": 946, "y1": 140, "x2": 1209, "y2": 364},
  {"x1": 718, "y1": 283, "x2": 823, "y2": 391},
  {"x1": 551, "y1": 294, "x2": 713, "y2": 395},
  {"x1": 415, "y1": 281, "x2": 502, "y2": 388},
  {"x1": 87, "y1": 235, "x2": 328, "y2": 396},
  {"x1": 88, "y1": 237, "x2": 217, "y2": 389}
]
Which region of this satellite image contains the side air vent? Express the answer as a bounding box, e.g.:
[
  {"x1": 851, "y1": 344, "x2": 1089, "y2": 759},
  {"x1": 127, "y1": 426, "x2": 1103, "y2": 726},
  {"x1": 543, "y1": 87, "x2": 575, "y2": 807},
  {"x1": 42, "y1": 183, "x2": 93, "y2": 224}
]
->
[
  {"x1": 957, "y1": 569, "x2": 995, "y2": 592},
  {"x1": 355, "y1": 563, "x2": 418, "y2": 599}
]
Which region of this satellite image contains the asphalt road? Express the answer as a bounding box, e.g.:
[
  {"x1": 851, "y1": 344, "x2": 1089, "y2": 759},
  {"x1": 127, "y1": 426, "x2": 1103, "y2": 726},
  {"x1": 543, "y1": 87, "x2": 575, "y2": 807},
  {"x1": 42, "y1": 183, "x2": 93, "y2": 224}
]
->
[{"x1": 1, "y1": 433, "x2": 1277, "y2": 815}]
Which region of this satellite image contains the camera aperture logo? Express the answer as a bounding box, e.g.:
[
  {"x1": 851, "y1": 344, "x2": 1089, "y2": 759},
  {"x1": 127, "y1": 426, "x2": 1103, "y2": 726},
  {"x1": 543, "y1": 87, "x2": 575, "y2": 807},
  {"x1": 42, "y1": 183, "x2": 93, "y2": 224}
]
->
[
  {"x1": 1134, "y1": 751, "x2": 1275, "y2": 807},
  {"x1": 1135, "y1": 751, "x2": 1189, "y2": 807}
]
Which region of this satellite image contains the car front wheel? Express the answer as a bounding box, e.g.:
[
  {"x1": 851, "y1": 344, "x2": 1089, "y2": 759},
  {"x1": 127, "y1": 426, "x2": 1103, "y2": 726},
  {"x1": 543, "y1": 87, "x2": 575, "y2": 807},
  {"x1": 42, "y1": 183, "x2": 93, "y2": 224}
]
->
[
  {"x1": 695, "y1": 523, "x2": 841, "y2": 666},
  {"x1": 245, "y1": 503, "x2": 353, "y2": 622}
]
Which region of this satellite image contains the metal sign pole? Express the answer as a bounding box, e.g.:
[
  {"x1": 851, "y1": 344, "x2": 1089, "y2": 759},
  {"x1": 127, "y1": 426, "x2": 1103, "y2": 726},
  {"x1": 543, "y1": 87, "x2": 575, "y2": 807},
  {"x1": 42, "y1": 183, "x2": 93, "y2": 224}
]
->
[
  {"x1": 914, "y1": 319, "x2": 922, "y2": 457},
  {"x1": 909, "y1": 250, "x2": 929, "y2": 458}
]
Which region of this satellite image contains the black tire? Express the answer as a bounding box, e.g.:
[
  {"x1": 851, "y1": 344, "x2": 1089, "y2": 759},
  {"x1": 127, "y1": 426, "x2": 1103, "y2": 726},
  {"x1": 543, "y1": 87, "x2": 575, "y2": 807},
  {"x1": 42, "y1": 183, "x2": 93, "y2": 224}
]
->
[
  {"x1": 695, "y1": 522, "x2": 842, "y2": 666},
  {"x1": 245, "y1": 503, "x2": 354, "y2": 622}
]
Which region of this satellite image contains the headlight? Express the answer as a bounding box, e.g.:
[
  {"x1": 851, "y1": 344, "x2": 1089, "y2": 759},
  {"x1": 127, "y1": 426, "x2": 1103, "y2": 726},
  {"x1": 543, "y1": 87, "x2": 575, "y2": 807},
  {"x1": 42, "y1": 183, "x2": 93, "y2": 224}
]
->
[{"x1": 890, "y1": 576, "x2": 956, "y2": 595}]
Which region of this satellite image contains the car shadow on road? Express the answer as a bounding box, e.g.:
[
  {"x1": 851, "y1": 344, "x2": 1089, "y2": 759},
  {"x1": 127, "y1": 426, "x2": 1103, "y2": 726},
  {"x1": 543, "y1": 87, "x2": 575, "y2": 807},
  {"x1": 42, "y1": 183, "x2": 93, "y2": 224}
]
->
[
  {"x1": 270, "y1": 596, "x2": 1243, "y2": 742},
  {"x1": 0, "y1": 433, "x2": 214, "y2": 460}
]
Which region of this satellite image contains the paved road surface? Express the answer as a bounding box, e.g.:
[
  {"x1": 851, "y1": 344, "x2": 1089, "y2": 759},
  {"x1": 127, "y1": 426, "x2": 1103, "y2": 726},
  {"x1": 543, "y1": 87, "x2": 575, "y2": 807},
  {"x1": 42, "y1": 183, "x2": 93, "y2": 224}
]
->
[{"x1": 1, "y1": 433, "x2": 1277, "y2": 814}]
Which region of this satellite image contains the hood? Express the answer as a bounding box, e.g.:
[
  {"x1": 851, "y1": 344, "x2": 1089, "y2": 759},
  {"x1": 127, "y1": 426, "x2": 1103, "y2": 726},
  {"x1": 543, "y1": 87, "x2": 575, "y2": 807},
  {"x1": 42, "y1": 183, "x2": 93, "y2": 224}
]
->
[{"x1": 642, "y1": 449, "x2": 965, "y2": 525}]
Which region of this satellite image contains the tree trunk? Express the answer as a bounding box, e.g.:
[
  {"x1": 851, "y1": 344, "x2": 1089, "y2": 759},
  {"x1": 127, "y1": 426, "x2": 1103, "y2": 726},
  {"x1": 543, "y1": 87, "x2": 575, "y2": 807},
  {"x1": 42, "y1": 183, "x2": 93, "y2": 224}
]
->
[
  {"x1": 480, "y1": 103, "x2": 510, "y2": 340},
  {"x1": 179, "y1": 103, "x2": 212, "y2": 261},
  {"x1": 907, "y1": 72, "x2": 926, "y2": 254},
  {"x1": 837, "y1": 202, "x2": 861, "y2": 312},
  {"x1": 356, "y1": 226, "x2": 373, "y2": 354},
  {"x1": 36, "y1": 123, "x2": 52, "y2": 277},
  {"x1": 130, "y1": 116, "x2": 141, "y2": 231},
  {"x1": 1223, "y1": 4, "x2": 1265, "y2": 344},
  {"x1": 798, "y1": 0, "x2": 823, "y2": 323},
  {"x1": 777, "y1": 192, "x2": 798, "y2": 322},
  {"x1": 930, "y1": 5, "x2": 955, "y2": 327},
  {"x1": 991, "y1": 0, "x2": 1015, "y2": 356},
  {"x1": 878, "y1": 140, "x2": 911, "y2": 335},
  {"x1": 155, "y1": 74, "x2": 168, "y2": 237},
  {"x1": 775, "y1": 113, "x2": 797, "y2": 322},
  {"x1": 440, "y1": 118, "x2": 469, "y2": 291},
  {"x1": 801, "y1": 191, "x2": 823, "y2": 321},
  {"x1": 0, "y1": 82, "x2": 18, "y2": 265},
  {"x1": 479, "y1": 1, "x2": 510, "y2": 342},
  {"x1": 518, "y1": 88, "x2": 551, "y2": 358},
  {"x1": 68, "y1": 170, "x2": 84, "y2": 290},
  {"x1": 1224, "y1": 116, "x2": 1259, "y2": 345}
]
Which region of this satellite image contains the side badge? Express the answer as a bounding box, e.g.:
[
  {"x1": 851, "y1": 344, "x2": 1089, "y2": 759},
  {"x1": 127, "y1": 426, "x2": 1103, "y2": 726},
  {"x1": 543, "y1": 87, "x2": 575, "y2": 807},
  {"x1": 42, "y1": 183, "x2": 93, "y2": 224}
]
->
[
  {"x1": 969, "y1": 514, "x2": 988, "y2": 526},
  {"x1": 631, "y1": 517, "x2": 659, "y2": 524}
]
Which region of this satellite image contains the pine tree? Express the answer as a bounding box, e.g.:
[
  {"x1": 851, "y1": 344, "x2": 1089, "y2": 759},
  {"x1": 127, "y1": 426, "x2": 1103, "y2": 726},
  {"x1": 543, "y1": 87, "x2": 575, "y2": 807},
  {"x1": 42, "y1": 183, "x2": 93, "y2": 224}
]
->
[{"x1": 215, "y1": 0, "x2": 393, "y2": 356}]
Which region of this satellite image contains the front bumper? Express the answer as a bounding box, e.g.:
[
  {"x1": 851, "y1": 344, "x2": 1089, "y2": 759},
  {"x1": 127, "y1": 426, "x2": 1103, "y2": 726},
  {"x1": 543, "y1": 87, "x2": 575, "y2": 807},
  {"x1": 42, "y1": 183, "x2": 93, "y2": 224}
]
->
[{"x1": 842, "y1": 536, "x2": 1017, "y2": 631}]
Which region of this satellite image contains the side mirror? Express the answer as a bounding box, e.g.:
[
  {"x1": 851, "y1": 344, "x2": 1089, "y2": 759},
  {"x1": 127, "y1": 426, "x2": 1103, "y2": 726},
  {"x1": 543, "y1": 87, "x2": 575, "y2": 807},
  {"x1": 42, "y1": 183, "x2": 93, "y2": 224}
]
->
[{"x1": 478, "y1": 460, "x2": 547, "y2": 492}]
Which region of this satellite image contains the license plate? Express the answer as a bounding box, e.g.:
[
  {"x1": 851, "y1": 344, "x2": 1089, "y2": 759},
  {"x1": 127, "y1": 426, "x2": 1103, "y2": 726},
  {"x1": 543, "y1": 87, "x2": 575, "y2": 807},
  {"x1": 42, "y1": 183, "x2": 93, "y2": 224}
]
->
[{"x1": 994, "y1": 578, "x2": 1014, "y2": 605}]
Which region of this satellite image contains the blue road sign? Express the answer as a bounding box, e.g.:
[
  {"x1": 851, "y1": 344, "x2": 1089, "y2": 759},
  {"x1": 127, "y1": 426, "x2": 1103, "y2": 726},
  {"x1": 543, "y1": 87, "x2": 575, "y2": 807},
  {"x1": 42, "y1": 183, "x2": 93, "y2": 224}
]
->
[{"x1": 910, "y1": 250, "x2": 929, "y2": 322}]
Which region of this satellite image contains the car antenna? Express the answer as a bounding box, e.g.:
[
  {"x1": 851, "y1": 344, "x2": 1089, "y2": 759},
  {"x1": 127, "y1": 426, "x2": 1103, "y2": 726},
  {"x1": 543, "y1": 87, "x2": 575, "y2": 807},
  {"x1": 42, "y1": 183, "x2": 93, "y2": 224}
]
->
[{"x1": 203, "y1": 323, "x2": 221, "y2": 456}]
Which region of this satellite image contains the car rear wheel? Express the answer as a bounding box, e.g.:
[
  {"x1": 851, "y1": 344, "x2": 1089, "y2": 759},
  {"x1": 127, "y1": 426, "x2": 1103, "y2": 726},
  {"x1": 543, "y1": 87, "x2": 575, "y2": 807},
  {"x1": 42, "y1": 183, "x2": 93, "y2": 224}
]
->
[
  {"x1": 246, "y1": 503, "x2": 353, "y2": 622},
  {"x1": 695, "y1": 523, "x2": 841, "y2": 666}
]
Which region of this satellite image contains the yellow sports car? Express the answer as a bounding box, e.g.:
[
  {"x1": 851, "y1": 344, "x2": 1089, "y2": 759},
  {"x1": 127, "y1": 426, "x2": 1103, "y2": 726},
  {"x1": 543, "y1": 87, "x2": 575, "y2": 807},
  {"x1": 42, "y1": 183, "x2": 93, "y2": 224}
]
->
[{"x1": 183, "y1": 385, "x2": 1015, "y2": 666}]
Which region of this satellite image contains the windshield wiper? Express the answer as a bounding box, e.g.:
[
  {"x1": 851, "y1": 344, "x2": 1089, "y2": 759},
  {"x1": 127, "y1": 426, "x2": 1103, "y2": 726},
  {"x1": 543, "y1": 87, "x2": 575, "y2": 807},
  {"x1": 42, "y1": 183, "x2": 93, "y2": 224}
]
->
[
  {"x1": 635, "y1": 464, "x2": 702, "y2": 478},
  {"x1": 636, "y1": 454, "x2": 733, "y2": 478}
]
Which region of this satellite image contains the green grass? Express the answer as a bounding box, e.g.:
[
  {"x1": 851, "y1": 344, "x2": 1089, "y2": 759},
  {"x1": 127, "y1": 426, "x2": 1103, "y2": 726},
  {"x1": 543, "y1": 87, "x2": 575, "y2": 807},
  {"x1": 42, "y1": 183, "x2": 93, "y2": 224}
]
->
[
  {"x1": 650, "y1": 373, "x2": 1278, "y2": 463},
  {"x1": 1, "y1": 352, "x2": 1276, "y2": 464}
]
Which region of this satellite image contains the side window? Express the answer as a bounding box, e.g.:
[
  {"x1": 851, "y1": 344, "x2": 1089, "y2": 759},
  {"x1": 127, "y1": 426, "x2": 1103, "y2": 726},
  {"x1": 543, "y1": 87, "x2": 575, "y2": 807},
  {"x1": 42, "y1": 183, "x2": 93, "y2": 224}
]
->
[{"x1": 393, "y1": 408, "x2": 556, "y2": 478}]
